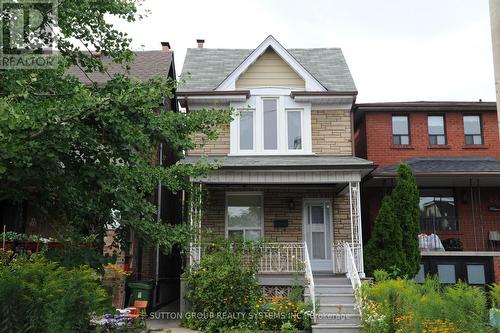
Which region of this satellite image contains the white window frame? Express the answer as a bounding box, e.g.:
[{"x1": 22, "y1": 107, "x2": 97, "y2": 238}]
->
[
  {"x1": 225, "y1": 192, "x2": 264, "y2": 241},
  {"x1": 237, "y1": 108, "x2": 256, "y2": 152},
  {"x1": 230, "y1": 90, "x2": 312, "y2": 155}
]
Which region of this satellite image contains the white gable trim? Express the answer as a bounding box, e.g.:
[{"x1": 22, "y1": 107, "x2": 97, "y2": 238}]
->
[{"x1": 216, "y1": 35, "x2": 327, "y2": 92}]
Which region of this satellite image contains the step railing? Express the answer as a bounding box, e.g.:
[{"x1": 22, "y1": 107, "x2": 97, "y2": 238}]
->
[
  {"x1": 303, "y1": 242, "x2": 316, "y2": 317},
  {"x1": 333, "y1": 242, "x2": 363, "y2": 274},
  {"x1": 343, "y1": 242, "x2": 362, "y2": 317}
]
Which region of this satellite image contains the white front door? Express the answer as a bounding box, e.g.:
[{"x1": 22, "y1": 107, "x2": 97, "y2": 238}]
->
[{"x1": 303, "y1": 199, "x2": 333, "y2": 272}]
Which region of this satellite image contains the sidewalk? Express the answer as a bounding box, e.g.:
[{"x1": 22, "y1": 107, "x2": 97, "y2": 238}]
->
[{"x1": 146, "y1": 299, "x2": 199, "y2": 333}]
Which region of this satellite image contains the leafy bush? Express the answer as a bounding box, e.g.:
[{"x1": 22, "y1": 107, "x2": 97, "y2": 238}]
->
[
  {"x1": 490, "y1": 283, "x2": 500, "y2": 309},
  {"x1": 254, "y1": 295, "x2": 312, "y2": 331},
  {"x1": 182, "y1": 242, "x2": 261, "y2": 332},
  {"x1": 0, "y1": 253, "x2": 111, "y2": 333},
  {"x1": 361, "y1": 276, "x2": 492, "y2": 333}
]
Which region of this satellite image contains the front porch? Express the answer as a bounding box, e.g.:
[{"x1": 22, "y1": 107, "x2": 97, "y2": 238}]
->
[{"x1": 188, "y1": 182, "x2": 365, "y2": 277}]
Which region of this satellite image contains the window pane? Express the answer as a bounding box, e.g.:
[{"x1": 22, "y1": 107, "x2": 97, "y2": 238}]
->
[
  {"x1": 419, "y1": 189, "x2": 457, "y2": 231},
  {"x1": 310, "y1": 206, "x2": 324, "y2": 224},
  {"x1": 400, "y1": 135, "x2": 409, "y2": 145},
  {"x1": 467, "y1": 265, "x2": 486, "y2": 284},
  {"x1": 263, "y1": 99, "x2": 278, "y2": 150},
  {"x1": 245, "y1": 229, "x2": 262, "y2": 241},
  {"x1": 228, "y1": 230, "x2": 244, "y2": 241},
  {"x1": 240, "y1": 111, "x2": 253, "y2": 150},
  {"x1": 287, "y1": 111, "x2": 302, "y2": 150},
  {"x1": 464, "y1": 115, "x2": 481, "y2": 135},
  {"x1": 473, "y1": 135, "x2": 483, "y2": 145},
  {"x1": 392, "y1": 116, "x2": 409, "y2": 135},
  {"x1": 428, "y1": 116, "x2": 445, "y2": 135},
  {"x1": 227, "y1": 195, "x2": 262, "y2": 228},
  {"x1": 436, "y1": 135, "x2": 446, "y2": 145},
  {"x1": 312, "y1": 232, "x2": 325, "y2": 259},
  {"x1": 415, "y1": 264, "x2": 425, "y2": 283},
  {"x1": 438, "y1": 264, "x2": 456, "y2": 284}
]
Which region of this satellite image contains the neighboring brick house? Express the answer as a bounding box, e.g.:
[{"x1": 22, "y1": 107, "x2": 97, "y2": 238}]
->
[
  {"x1": 178, "y1": 36, "x2": 373, "y2": 280},
  {"x1": 355, "y1": 101, "x2": 500, "y2": 285},
  {"x1": 67, "y1": 44, "x2": 183, "y2": 309}
]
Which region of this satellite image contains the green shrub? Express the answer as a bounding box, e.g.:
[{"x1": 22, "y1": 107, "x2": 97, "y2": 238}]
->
[
  {"x1": 362, "y1": 277, "x2": 492, "y2": 333},
  {"x1": 490, "y1": 283, "x2": 500, "y2": 309},
  {"x1": 0, "y1": 253, "x2": 111, "y2": 333},
  {"x1": 281, "y1": 321, "x2": 299, "y2": 333},
  {"x1": 182, "y1": 242, "x2": 261, "y2": 332}
]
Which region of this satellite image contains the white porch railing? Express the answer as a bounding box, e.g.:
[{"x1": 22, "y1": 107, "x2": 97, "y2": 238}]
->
[
  {"x1": 189, "y1": 242, "x2": 305, "y2": 273},
  {"x1": 333, "y1": 242, "x2": 363, "y2": 274},
  {"x1": 303, "y1": 242, "x2": 316, "y2": 316},
  {"x1": 342, "y1": 242, "x2": 362, "y2": 317}
]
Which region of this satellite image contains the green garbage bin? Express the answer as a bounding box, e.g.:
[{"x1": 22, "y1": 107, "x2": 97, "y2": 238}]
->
[{"x1": 128, "y1": 281, "x2": 153, "y2": 304}]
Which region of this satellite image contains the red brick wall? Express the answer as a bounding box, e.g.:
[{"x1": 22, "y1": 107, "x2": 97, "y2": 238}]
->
[
  {"x1": 362, "y1": 111, "x2": 500, "y2": 168},
  {"x1": 494, "y1": 257, "x2": 500, "y2": 283}
]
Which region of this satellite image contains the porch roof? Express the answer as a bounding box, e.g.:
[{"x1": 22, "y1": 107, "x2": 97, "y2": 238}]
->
[
  {"x1": 179, "y1": 155, "x2": 373, "y2": 184},
  {"x1": 180, "y1": 155, "x2": 373, "y2": 170},
  {"x1": 375, "y1": 157, "x2": 500, "y2": 176}
]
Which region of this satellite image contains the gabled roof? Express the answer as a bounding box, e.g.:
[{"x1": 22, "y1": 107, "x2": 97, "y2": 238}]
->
[
  {"x1": 376, "y1": 157, "x2": 500, "y2": 176},
  {"x1": 178, "y1": 37, "x2": 356, "y2": 92},
  {"x1": 66, "y1": 51, "x2": 174, "y2": 85}
]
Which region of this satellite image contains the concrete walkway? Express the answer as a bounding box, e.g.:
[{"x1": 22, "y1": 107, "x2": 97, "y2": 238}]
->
[{"x1": 146, "y1": 300, "x2": 199, "y2": 333}]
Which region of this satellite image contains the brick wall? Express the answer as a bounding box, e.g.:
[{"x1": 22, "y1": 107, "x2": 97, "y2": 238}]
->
[
  {"x1": 494, "y1": 257, "x2": 500, "y2": 283},
  {"x1": 188, "y1": 124, "x2": 230, "y2": 156},
  {"x1": 311, "y1": 109, "x2": 353, "y2": 156},
  {"x1": 200, "y1": 186, "x2": 353, "y2": 244},
  {"x1": 362, "y1": 111, "x2": 500, "y2": 168}
]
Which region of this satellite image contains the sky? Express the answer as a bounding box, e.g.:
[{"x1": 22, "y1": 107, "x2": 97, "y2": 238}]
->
[{"x1": 110, "y1": 0, "x2": 496, "y2": 103}]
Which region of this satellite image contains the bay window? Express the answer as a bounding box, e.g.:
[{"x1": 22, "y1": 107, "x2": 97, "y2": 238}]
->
[{"x1": 231, "y1": 95, "x2": 311, "y2": 155}]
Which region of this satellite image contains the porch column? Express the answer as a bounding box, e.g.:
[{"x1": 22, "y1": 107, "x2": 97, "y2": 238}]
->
[{"x1": 349, "y1": 181, "x2": 365, "y2": 278}]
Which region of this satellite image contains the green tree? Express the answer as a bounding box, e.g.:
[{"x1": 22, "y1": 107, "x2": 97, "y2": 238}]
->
[
  {"x1": 364, "y1": 195, "x2": 405, "y2": 276},
  {"x1": 364, "y1": 163, "x2": 421, "y2": 278},
  {"x1": 0, "y1": 0, "x2": 232, "y2": 256},
  {"x1": 391, "y1": 163, "x2": 421, "y2": 277}
]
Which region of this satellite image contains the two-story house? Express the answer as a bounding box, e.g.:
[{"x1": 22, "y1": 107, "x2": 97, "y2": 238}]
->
[
  {"x1": 178, "y1": 36, "x2": 373, "y2": 330},
  {"x1": 355, "y1": 101, "x2": 500, "y2": 285}
]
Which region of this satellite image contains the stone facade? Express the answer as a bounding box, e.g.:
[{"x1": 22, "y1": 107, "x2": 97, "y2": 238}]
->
[
  {"x1": 188, "y1": 124, "x2": 230, "y2": 156},
  {"x1": 187, "y1": 109, "x2": 353, "y2": 156},
  {"x1": 311, "y1": 109, "x2": 353, "y2": 156},
  {"x1": 200, "y1": 185, "x2": 353, "y2": 244}
]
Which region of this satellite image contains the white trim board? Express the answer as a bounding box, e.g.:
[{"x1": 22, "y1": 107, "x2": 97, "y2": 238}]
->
[
  {"x1": 192, "y1": 170, "x2": 363, "y2": 184},
  {"x1": 216, "y1": 35, "x2": 326, "y2": 92}
]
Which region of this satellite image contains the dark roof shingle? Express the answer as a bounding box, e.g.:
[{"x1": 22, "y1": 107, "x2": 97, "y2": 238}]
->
[
  {"x1": 376, "y1": 157, "x2": 500, "y2": 175},
  {"x1": 66, "y1": 51, "x2": 173, "y2": 84}
]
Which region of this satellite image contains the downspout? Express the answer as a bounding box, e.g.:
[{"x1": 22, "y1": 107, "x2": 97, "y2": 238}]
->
[
  {"x1": 470, "y1": 178, "x2": 479, "y2": 251},
  {"x1": 489, "y1": 0, "x2": 500, "y2": 137},
  {"x1": 154, "y1": 143, "x2": 163, "y2": 307}
]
